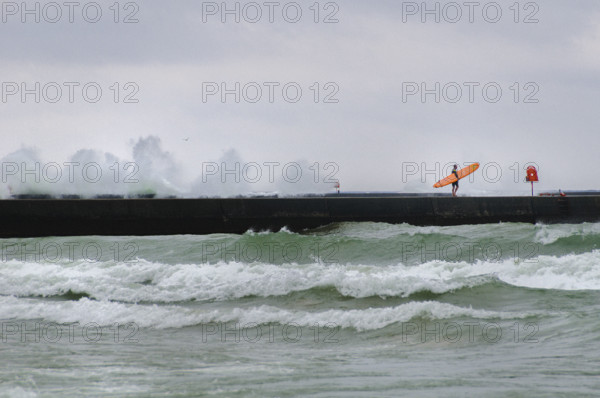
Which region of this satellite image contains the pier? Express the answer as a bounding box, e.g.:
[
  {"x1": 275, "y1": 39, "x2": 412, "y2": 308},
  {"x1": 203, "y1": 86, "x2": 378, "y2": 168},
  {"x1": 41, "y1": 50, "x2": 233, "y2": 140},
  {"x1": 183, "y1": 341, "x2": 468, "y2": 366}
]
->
[{"x1": 1, "y1": 194, "x2": 599, "y2": 237}]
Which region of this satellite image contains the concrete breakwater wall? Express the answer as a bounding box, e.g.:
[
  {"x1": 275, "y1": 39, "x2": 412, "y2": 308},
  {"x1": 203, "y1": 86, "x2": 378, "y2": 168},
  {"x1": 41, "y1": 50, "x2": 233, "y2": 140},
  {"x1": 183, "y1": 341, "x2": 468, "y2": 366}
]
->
[{"x1": 1, "y1": 195, "x2": 599, "y2": 237}]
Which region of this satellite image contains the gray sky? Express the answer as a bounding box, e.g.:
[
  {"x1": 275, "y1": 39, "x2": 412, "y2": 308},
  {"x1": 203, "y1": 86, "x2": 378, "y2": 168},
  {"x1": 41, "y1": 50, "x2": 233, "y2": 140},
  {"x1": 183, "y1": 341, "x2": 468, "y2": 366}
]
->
[{"x1": 1, "y1": 0, "x2": 599, "y2": 196}]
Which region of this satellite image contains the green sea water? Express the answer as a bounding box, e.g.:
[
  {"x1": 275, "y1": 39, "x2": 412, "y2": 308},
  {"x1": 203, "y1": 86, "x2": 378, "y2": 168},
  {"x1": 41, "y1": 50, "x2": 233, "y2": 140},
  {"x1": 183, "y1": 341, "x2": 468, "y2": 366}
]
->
[{"x1": 1, "y1": 222, "x2": 600, "y2": 397}]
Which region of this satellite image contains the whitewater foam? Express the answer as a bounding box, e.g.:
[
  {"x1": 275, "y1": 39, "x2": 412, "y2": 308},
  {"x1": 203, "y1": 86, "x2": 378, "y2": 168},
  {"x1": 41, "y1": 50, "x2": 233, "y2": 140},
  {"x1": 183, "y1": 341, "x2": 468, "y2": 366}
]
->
[
  {"x1": 2, "y1": 248, "x2": 600, "y2": 304},
  {"x1": 0, "y1": 296, "x2": 538, "y2": 331},
  {"x1": 534, "y1": 222, "x2": 600, "y2": 245}
]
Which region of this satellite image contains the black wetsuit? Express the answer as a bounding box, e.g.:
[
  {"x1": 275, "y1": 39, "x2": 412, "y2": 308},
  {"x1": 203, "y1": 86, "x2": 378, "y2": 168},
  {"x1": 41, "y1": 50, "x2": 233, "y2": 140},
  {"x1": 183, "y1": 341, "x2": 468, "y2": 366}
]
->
[{"x1": 452, "y1": 170, "x2": 459, "y2": 187}]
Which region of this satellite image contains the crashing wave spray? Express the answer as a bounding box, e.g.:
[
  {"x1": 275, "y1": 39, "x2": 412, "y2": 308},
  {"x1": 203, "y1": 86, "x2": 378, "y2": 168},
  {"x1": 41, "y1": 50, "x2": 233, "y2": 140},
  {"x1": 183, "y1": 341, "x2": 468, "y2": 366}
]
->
[{"x1": 1, "y1": 136, "x2": 338, "y2": 198}]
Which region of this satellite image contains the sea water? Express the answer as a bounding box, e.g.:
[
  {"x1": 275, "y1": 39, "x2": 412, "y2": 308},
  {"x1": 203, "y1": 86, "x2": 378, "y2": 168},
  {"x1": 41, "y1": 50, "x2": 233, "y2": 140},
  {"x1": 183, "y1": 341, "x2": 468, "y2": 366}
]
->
[{"x1": 1, "y1": 222, "x2": 599, "y2": 397}]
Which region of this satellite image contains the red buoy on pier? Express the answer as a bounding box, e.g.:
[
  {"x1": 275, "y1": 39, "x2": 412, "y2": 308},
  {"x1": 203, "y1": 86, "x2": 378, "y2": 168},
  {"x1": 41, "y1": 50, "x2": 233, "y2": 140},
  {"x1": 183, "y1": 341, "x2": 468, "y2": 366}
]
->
[{"x1": 526, "y1": 166, "x2": 539, "y2": 196}]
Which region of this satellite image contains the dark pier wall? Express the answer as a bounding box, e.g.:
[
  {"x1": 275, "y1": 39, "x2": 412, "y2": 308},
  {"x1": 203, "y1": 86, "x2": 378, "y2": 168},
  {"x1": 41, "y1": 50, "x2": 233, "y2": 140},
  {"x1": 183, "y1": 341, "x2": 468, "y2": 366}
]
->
[{"x1": 1, "y1": 195, "x2": 599, "y2": 238}]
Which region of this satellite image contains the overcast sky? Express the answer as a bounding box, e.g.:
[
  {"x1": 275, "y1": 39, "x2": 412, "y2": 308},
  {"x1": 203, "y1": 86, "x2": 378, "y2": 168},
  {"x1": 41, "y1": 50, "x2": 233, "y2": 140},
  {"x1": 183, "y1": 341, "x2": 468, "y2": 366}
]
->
[{"x1": 1, "y1": 0, "x2": 599, "y2": 196}]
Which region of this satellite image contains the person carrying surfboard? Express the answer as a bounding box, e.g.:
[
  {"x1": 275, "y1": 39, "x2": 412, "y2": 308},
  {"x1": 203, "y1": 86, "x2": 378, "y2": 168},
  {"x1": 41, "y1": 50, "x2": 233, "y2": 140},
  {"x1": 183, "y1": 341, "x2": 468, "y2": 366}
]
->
[
  {"x1": 451, "y1": 165, "x2": 459, "y2": 197},
  {"x1": 433, "y1": 162, "x2": 479, "y2": 193}
]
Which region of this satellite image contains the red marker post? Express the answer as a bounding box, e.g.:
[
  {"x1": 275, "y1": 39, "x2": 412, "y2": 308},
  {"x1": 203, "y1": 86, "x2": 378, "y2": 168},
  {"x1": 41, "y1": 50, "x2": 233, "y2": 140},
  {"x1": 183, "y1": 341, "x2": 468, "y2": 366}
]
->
[{"x1": 525, "y1": 166, "x2": 539, "y2": 196}]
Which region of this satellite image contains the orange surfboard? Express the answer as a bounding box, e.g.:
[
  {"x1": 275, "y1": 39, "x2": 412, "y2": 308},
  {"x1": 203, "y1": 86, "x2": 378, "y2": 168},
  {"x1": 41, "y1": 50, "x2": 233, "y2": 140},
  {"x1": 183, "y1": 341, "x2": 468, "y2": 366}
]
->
[{"x1": 433, "y1": 163, "x2": 480, "y2": 188}]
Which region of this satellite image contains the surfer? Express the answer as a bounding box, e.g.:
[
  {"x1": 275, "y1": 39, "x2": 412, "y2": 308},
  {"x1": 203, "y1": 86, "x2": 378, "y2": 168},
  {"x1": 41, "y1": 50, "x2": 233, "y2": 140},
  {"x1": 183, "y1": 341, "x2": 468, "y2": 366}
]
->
[
  {"x1": 433, "y1": 162, "x2": 478, "y2": 192},
  {"x1": 451, "y1": 165, "x2": 459, "y2": 197}
]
